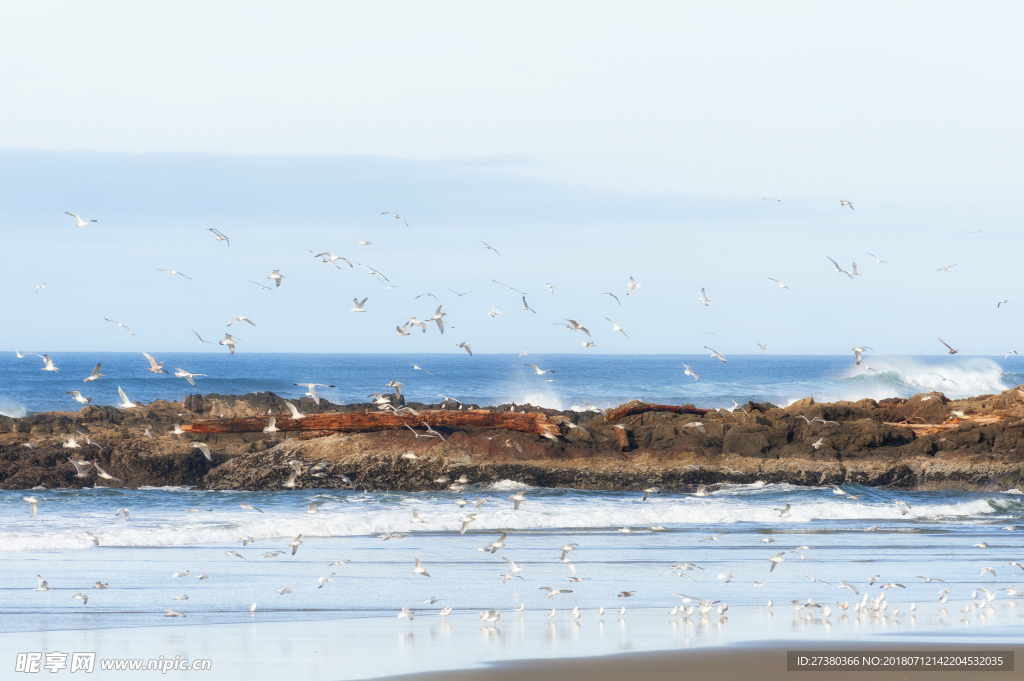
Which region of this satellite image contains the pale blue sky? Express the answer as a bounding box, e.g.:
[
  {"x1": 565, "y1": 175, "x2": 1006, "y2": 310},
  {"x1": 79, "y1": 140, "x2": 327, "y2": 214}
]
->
[{"x1": 1, "y1": 2, "x2": 1021, "y2": 355}]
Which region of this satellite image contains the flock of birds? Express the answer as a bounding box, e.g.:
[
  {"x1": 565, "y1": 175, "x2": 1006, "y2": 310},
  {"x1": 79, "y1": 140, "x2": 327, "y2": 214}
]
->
[
  {"x1": 7, "y1": 205, "x2": 1021, "y2": 630},
  {"x1": 18, "y1": 475, "x2": 1024, "y2": 626}
]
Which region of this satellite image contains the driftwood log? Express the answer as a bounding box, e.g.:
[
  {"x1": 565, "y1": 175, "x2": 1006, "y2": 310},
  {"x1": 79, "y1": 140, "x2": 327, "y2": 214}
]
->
[
  {"x1": 183, "y1": 409, "x2": 561, "y2": 439},
  {"x1": 605, "y1": 403, "x2": 709, "y2": 422}
]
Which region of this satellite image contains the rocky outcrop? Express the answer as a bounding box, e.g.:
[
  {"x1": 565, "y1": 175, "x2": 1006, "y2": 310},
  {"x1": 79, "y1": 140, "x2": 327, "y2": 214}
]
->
[{"x1": 1, "y1": 388, "x2": 1023, "y2": 492}]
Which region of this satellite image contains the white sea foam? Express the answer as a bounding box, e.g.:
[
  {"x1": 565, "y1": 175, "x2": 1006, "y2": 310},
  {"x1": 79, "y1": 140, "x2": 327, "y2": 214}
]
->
[
  {"x1": 0, "y1": 495, "x2": 1002, "y2": 551},
  {"x1": 836, "y1": 357, "x2": 1009, "y2": 401},
  {"x1": 0, "y1": 402, "x2": 27, "y2": 418},
  {"x1": 1005, "y1": 489, "x2": 1022, "y2": 495},
  {"x1": 478, "y1": 479, "x2": 532, "y2": 491}
]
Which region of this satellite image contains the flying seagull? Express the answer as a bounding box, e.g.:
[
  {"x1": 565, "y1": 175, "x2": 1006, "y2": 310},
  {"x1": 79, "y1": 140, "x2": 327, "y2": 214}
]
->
[
  {"x1": 626, "y1": 277, "x2": 640, "y2": 295},
  {"x1": 66, "y1": 212, "x2": 98, "y2": 227},
  {"x1": 83, "y1": 363, "x2": 104, "y2": 383},
  {"x1": 293, "y1": 383, "x2": 335, "y2": 405},
  {"x1": 172, "y1": 367, "x2": 205, "y2": 386},
  {"x1": 600, "y1": 292, "x2": 621, "y2": 305},
  {"x1": 606, "y1": 318, "x2": 629, "y2": 339},
  {"x1": 39, "y1": 354, "x2": 58, "y2": 372},
  {"x1": 220, "y1": 334, "x2": 238, "y2": 355},
  {"x1": 697, "y1": 288, "x2": 711, "y2": 306},
  {"x1": 157, "y1": 268, "x2": 192, "y2": 279},
  {"x1": 867, "y1": 253, "x2": 893, "y2": 266},
  {"x1": 267, "y1": 270, "x2": 285, "y2": 287},
  {"x1": 456, "y1": 342, "x2": 473, "y2": 356},
  {"x1": 827, "y1": 256, "x2": 853, "y2": 279},
  {"x1": 381, "y1": 211, "x2": 409, "y2": 227},
  {"x1": 938, "y1": 338, "x2": 960, "y2": 355},
  {"x1": 851, "y1": 346, "x2": 872, "y2": 365},
  {"x1": 705, "y1": 346, "x2": 727, "y2": 363},
  {"x1": 227, "y1": 316, "x2": 257, "y2": 326},
  {"x1": 768, "y1": 278, "x2": 797, "y2": 295},
  {"x1": 207, "y1": 228, "x2": 230, "y2": 246},
  {"x1": 350, "y1": 298, "x2": 368, "y2": 312},
  {"x1": 521, "y1": 296, "x2": 537, "y2": 314},
  {"x1": 492, "y1": 279, "x2": 526, "y2": 295},
  {"x1": 405, "y1": 362, "x2": 433, "y2": 376},
  {"x1": 249, "y1": 281, "x2": 275, "y2": 291},
  {"x1": 481, "y1": 242, "x2": 500, "y2": 255},
  {"x1": 104, "y1": 318, "x2": 135, "y2": 335},
  {"x1": 312, "y1": 251, "x2": 353, "y2": 268},
  {"x1": 143, "y1": 352, "x2": 169, "y2": 374},
  {"x1": 192, "y1": 329, "x2": 215, "y2": 344},
  {"x1": 839, "y1": 200, "x2": 854, "y2": 210},
  {"x1": 936, "y1": 264, "x2": 956, "y2": 272}
]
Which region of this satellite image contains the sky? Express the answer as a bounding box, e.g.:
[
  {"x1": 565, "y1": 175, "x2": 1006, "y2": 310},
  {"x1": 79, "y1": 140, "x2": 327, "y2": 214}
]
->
[{"x1": 1, "y1": 1, "x2": 1022, "y2": 355}]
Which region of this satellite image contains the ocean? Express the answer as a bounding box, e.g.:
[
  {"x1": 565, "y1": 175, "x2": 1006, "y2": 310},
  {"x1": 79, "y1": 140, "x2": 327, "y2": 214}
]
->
[
  {"x1": 2, "y1": 352, "x2": 1023, "y2": 679},
  {"x1": 1, "y1": 351, "x2": 1021, "y2": 417}
]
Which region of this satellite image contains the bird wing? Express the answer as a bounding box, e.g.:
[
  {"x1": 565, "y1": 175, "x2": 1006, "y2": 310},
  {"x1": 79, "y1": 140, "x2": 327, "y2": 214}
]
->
[{"x1": 142, "y1": 352, "x2": 159, "y2": 369}]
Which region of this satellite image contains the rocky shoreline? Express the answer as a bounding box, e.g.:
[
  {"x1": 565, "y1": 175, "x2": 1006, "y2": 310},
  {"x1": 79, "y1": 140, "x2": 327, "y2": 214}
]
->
[{"x1": 2, "y1": 387, "x2": 1023, "y2": 492}]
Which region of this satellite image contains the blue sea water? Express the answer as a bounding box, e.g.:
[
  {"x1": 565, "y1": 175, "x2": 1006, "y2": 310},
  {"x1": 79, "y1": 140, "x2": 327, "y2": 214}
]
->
[
  {"x1": 2, "y1": 352, "x2": 1024, "y2": 679},
  {"x1": 1, "y1": 351, "x2": 1022, "y2": 417}
]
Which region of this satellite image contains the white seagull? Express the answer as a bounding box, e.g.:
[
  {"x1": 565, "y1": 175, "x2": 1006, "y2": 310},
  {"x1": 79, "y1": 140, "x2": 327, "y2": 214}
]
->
[
  {"x1": 117, "y1": 386, "x2": 137, "y2": 410},
  {"x1": 697, "y1": 288, "x2": 711, "y2": 306},
  {"x1": 104, "y1": 318, "x2": 135, "y2": 335},
  {"x1": 768, "y1": 278, "x2": 797, "y2": 295},
  {"x1": 350, "y1": 298, "x2": 368, "y2": 312},
  {"x1": 83, "y1": 363, "x2": 104, "y2": 382},
  {"x1": 606, "y1": 318, "x2": 629, "y2": 338},
  {"x1": 705, "y1": 346, "x2": 727, "y2": 363},
  {"x1": 66, "y1": 212, "x2": 98, "y2": 227},
  {"x1": 267, "y1": 270, "x2": 285, "y2": 287}
]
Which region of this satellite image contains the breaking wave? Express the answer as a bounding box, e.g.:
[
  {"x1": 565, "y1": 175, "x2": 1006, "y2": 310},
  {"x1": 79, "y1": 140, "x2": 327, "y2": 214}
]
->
[{"x1": 0, "y1": 493, "x2": 1003, "y2": 552}]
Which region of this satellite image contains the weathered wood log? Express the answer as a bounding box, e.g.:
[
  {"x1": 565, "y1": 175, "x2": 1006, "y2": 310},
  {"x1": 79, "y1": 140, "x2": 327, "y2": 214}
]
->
[
  {"x1": 183, "y1": 409, "x2": 561, "y2": 438},
  {"x1": 605, "y1": 403, "x2": 710, "y2": 422}
]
